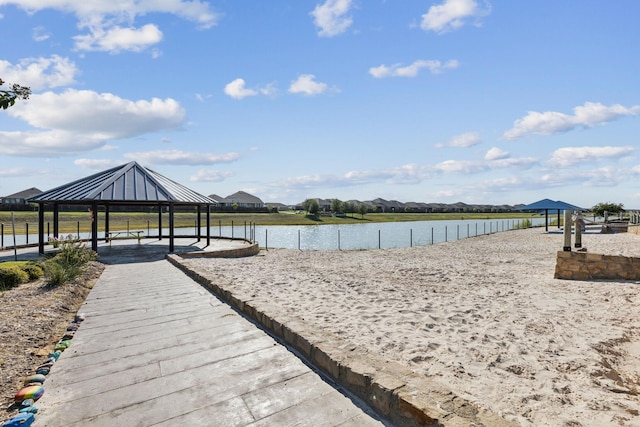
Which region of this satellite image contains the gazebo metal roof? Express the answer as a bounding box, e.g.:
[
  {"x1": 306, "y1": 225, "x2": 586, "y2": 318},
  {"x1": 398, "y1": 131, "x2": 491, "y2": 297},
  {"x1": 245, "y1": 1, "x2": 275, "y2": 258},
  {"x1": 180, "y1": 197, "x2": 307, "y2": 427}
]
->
[
  {"x1": 30, "y1": 161, "x2": 215, "y2": 205},
  {"x1": 515, "y1": 198, "x2": 586, "y2": 231},
  {"x1": 515, "y1": 198, "x2": 585, "y2": 212},
  {"x1": 29, "y1": 162, "x2": 216, "y2": 254}
]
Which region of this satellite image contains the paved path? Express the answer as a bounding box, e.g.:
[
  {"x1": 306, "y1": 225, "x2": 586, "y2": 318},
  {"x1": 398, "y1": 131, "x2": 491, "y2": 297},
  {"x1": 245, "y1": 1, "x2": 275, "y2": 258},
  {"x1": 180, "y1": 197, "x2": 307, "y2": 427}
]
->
[{"x1": 34, "y1": 256, "x2": 389, "y2": 426}]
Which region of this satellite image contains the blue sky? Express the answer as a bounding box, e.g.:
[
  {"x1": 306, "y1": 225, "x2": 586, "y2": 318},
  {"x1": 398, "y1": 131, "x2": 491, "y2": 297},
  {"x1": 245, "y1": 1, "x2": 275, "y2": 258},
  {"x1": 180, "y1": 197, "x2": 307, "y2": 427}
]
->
[{"x1": 1, "y1": 0, "x2": 639, "y2": 208}]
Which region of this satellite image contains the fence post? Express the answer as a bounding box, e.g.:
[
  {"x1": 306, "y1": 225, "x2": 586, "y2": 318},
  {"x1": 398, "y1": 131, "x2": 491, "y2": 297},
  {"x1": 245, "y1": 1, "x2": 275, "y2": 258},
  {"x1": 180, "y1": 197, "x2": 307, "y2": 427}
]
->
[
  {"x1": 47, "y1": 222, "x2": 50, "y2": 238},
  {"x1": 445, "y1": 226, "x2": 448, "y2": 242},
  {"x1": 219, "y1": 220, "x2": 222, "y2": 237},
  {"x1": 298, "y1": 229, "x2": 301, "y2": 250},
  {"x1": 244, "y1": 221, "x2": 247, "y2": 239},
  {"x1": 77, "y1": 221, "x2": 80, "y2": 239},
  {"x1": 467, "y1": 223, "x2": 469, "y2": 238},
  {"x1": 147, "y1": 220, "x2": 150, "y2": 236},
  {"x1": 26, "y1": 223, "x2": 29, "y2": 244},
  {"x1": 431, "y1": 227, "x2": 434, "y2": 244},
  {"x1": 231, "y1": 220, "x2": 234, "y2": 239},
  {"x1": 1, "y1": 223, "x2": 3, "y2": 248},
  {"x1": 457, "y1": 224, "x2": 459, "y2": 240},
  {"x1": 378, "y1": 229, "x2": 381, "y2": 249},
  {"x1": 338, "y1": 230, "x2": 341, "y2": 250},
  {"x1": 410, "y1": 228, "x2": 413, "y2": 247},
  {"x1": 484, "y1": 223, "x2": 486, "y2": 235},
  {"x1": 265, "y1": 229, "x2": 268, "y2": 251}
]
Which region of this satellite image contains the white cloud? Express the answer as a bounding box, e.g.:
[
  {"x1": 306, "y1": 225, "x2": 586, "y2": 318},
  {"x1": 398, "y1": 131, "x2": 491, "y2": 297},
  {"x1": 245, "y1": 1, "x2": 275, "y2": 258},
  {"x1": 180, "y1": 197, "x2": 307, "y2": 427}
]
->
[
  {"x1": 438, "y1": 131, "x2": 480, "y2": 148},
  {"x1": 0, "y1": 56, "x2": 79, "y2": 90},
  {"x1": 224, "y1": 78, "x2": 258, "y2": 100},
  {"x1": 548, "y1": 146, "x2": 635, "y2": 167},
  {"x1": 369, "y1": 59, "x2": 459, "y2": 78},
  {"x1": 74, "y1": 24, "x2": 163, "y2": 53},
  {"x1": 288, "y1": 74, "x2": 329, "y2": 96},
  {"x1": 0, "y1": 167, "x2": 33, "y2": 178},
  {"x1": 3, "y1": 0, "x2": 220, "y2": 53},
  {"x1": 32, "y1": 26, "x2": 51, "y2": 42},
  {"x1": 8, "y1": 89, "x2": 184, "y2": 137},
  {"x1": 484, "y1": 147, "x2": 509, "y2": 161},
  {"x1": 434, "y1": 159, "x2": 486, "y2": 174},
  {"x1": 421, "y1": 0, "x2": 490, "y2": 34},
  {"x1": 0, "y1": 130, "x2": 107, "y2": 156},
  {"x1": 310, "y1": 0, "x2": 354, "y2": 37},
  {"x1": 434, "y1": 155, "x2": 536, "y2": 174},
  {"x1": 74, "y1": 158, "x2": 123, "y2": 170},
  {"x1": 190, "y1": 169, "x2": 235, "y2": 182},
  {"x1": 503, "y1": 102, "x2": 640, "y2": 140},
  {"x1": 123, "y1": 149, "x2": 241, "y2": 165},
  {"x1": 1, "y1": 89, "x2": 185, "y2": 156}
]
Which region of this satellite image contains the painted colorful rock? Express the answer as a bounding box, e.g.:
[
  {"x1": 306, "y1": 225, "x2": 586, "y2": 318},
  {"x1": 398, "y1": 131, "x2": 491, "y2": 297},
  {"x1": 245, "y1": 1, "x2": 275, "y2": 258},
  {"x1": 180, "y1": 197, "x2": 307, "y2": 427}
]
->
[
  {"x1": 19, "y1": 406, "x2": 38, "y2": 414},
  {"x1": 54, "y1": 340, "x2": 72, "y2": 351},
  {"x1": 48, "y1": 350, "x2": 62, "y2": 360},
  {"x1": 20, "y1": 399, "x2": 34, "y2": 408},
  {"x1": 14, "y1": 385, "x2": 44, "y2": 403},
  {"x1": 2, "y1": 413, "x2": 35, "y2": 427},
  {"x1": 23, "y1": 374, "x2": 46, "y2": 385},
  {"x1": 35, "y1": 366, "x2": 50, "y2": 375}
]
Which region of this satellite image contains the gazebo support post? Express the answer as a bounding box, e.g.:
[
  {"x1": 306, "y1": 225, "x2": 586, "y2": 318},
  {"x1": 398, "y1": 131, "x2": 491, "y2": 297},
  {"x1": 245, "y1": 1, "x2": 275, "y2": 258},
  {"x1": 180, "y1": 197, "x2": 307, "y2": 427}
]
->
[
  {"x1": 38, "y1": 204, "x2": 45, "y2": 255},
  {"x1": 557, "y1": 210, "x2": 561, "y2": 229},
  {"x1": 158, "y1": 204, "x2": 162, "y2": 240},
  {"x1": 206, "y1": 204, "x2": 211, "y2": 246},
  {"x1": 545, "y1": 209, "x2": 549, "y2": 232},
  {"x1": 91, "y1": 202, "x2": 98, "y2": 252},
  {"x1": 169, "y1": 203, "x2": 175, "y2": 252},
  {"x1": 197, "y1": 205, "x2": 201, "y2": 242},
  {"x1": 53, "y1": 203, "x2": 59, "y2": 238},
  {"x1": 104, "y1": 204, "x2": 110, "y2": 242}
]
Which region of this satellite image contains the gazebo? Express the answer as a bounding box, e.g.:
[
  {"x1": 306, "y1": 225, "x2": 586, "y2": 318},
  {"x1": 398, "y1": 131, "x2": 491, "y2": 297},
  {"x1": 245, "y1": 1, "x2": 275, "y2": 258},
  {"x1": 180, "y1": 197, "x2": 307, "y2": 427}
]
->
[
  {"x1": 29, "y1": 162, "x2": 217, "y2": 254},
  {"x1": 515, "y1": 198, "x2": 586, "y2": 232}
]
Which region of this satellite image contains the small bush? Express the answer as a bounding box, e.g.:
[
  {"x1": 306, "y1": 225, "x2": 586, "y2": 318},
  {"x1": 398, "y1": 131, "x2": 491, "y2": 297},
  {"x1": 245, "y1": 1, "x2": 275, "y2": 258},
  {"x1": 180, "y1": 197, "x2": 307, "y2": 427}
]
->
[
  {"x1": 43, "y1": 262, "x2": 68, "y2": 288},
  {"x1": 21, "y1": 263, "x2": 44, "y2": 280},
  {"x1": 515, "y1": 219, "x2": 532, "y2": 229},
  {"x1": 44, "y1": 235, "x2": 97, "y2": 287},
  {"x1": 0, "y1": 266, "x2": 29, "y2": 290}
]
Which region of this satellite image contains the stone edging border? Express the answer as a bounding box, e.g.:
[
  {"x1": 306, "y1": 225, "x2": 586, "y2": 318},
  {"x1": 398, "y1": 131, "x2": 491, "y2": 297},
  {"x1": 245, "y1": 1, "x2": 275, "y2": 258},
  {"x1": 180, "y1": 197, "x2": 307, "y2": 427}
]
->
[
  {"x1": 166, "y1": 254, "x2": 517, "y2": 427},
  {"x1": 179, "y1": 238, "x2": 260, "y2": 258}
]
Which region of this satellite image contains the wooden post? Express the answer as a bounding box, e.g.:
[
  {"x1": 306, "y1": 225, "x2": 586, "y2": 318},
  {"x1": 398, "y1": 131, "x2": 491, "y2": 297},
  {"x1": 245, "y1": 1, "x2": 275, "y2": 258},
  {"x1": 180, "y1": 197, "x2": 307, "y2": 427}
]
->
[
  {"x1": 574, "y1": 213, "x2": 583, "y2": 248},
  {"x1": 563, "y1": 210, "x2": 572, "y2": 251}
]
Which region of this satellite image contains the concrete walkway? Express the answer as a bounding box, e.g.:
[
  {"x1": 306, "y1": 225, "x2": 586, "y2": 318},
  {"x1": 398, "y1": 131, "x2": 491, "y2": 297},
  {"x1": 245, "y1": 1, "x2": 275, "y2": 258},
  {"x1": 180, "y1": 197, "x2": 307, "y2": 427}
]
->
[{"x1": 33, "y1": 251, "x2": 389, "y2": 426}]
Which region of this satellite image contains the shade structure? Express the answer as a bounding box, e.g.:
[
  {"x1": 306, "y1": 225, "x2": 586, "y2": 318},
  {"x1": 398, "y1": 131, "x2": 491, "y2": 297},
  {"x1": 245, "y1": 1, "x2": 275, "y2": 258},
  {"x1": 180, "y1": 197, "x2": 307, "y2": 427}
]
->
[
  {"x1": 29, "y1": 162, "x2": 216, "y2": 253},
  {"x1": 515, "y1": 199, "x2": 586, "y2": 232}
]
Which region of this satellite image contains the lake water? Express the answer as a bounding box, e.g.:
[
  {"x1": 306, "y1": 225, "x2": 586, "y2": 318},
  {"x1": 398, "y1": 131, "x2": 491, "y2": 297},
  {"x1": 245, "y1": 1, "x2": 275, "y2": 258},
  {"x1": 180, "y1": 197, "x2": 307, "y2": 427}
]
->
[{"x1": 1, "y1": 217, "x2": 546, "y2": 250}]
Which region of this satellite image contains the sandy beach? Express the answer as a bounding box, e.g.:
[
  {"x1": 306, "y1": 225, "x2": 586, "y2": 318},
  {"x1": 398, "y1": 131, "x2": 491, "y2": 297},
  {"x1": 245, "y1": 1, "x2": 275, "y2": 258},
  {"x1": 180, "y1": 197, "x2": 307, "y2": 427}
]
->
[{"x1": 179, "y1": 227, "x2": 640, "y2": 426}]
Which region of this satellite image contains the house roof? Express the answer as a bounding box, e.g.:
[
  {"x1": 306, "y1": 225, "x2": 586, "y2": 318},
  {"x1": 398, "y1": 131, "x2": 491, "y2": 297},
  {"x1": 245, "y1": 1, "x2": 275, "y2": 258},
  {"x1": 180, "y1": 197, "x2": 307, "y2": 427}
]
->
[
  {"x1": 3, "y1": 187, "x2": 42, "y2": 199},
  {"x1": 224, "y1": 191, "x2": 264, "y2": 205},
  {"x1": 29, "y1": 162, "x2": 215, "y2": 205}
]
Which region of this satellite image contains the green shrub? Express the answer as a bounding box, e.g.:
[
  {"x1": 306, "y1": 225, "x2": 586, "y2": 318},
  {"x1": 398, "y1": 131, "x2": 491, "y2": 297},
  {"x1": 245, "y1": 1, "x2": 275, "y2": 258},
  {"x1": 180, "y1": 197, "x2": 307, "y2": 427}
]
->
[
  {"x1": 43, "y1": 261, "x2": 68, "y2": 288},
  {"x1": 515, "y1": 219, "x2": 532, "y2": 229},
  {"x1": 0, "y1": 266, "x2": 29, "y2": 290},
  {"x1": 44, "y1": 235, "x2": 97, "y2": 287},
  {"x1": 21, "y1": 263, "x2": 44, "y2": 280}
]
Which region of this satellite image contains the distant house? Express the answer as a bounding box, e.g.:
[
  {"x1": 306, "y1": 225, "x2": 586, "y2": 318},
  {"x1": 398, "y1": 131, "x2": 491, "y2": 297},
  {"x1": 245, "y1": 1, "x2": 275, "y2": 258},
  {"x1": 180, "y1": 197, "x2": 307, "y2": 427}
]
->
[
  {"x1": 220, "y1": 191, "x2": 264, "y2": 208},
  {"x1": 208, "y1": 194, "x2": 224, "y2": 205},
  {"x1": 1, "y1": 187, "x2": 42, "y2": 205}
]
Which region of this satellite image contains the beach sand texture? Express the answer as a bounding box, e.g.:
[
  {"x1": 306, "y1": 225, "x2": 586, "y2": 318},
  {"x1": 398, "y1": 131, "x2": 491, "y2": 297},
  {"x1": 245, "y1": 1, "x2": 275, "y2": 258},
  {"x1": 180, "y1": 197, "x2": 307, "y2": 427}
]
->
[{"x1": 179, "y1": 227, "x2": 640, "y2": 426}]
